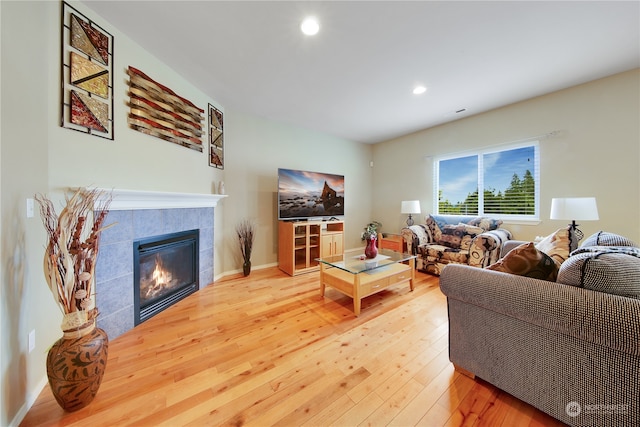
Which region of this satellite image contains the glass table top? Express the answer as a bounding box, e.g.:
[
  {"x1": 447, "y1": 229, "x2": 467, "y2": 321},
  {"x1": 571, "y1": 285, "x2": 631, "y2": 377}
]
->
[{"x1": 317, "y1": 248, "x2": 416, "y2": 275}]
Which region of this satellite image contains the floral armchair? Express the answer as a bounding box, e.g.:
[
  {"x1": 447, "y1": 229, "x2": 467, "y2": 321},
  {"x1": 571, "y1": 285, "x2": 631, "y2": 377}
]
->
[{"x1": 401, "y1": 214, "x2": 512, "y2": 275}]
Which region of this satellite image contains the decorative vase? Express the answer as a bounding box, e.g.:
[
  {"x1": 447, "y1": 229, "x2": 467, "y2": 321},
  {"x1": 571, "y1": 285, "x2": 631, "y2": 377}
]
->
[
  {"x1": 243, "y1": 260, "x2": 251, "y2": 276},
  {"x1": 46, "y1": 320, "x2": 109, "y2": 412},
  {"x1": 365, "y1": 236, "x2": 378, "y2": 259}
]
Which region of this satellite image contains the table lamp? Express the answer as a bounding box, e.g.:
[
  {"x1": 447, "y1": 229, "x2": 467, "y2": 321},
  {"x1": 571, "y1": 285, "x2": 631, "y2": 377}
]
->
[
  {"x1": 550, "y1": 197, "x2": 599, "y2": 252},
  {"x1": 401, "y1": 200, "x2": 421, "y2": 226}
]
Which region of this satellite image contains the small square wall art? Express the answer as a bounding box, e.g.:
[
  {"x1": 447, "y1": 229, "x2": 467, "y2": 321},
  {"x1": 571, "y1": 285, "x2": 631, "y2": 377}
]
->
[{"x1": 61, "y1": 2, "x2": 114, "y2": 139}]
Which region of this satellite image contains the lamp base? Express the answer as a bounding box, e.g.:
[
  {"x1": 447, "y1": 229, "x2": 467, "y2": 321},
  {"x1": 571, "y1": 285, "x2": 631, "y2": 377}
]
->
[
  {"x1": 568, "y1": 220, "x2": 584, "y2": 253},
  {"x1": 406, "y1": 215, "x2": 414, "y2": 227}
]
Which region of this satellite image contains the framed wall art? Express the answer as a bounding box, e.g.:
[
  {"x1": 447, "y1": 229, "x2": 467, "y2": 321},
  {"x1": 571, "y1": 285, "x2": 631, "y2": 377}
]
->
[
  {"x1": 61, "y1": 2, "x2": 114, "y2": 139},
  {"x1": 127, "y1": 66, "x2": 204, "y2": 152},
  {"x1": 208, "y1": 104, "x2": 224, "y2": 169}
]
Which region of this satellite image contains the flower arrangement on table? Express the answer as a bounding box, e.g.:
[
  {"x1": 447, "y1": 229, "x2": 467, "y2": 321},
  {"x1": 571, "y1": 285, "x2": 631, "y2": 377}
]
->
[{"x1": 362, "y1": 221, "x2": 382, "y2": 241}]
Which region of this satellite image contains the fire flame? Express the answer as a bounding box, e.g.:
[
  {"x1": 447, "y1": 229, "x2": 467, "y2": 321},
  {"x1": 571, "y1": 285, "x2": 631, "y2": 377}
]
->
[{"x1": 144, "y1": 255, "x2": 173, "y2": 299}]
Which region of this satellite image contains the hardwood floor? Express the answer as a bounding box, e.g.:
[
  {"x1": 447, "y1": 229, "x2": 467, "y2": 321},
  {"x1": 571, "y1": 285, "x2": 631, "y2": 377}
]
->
[{"x1": 21, "y1": 267, "x2": 566, "y2": 426}]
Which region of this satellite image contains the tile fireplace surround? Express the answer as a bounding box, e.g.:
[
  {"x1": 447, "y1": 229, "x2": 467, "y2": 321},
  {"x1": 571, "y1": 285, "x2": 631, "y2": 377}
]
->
[{"x1": 94, "y1": 189, "x2": 226, "y2": 339}]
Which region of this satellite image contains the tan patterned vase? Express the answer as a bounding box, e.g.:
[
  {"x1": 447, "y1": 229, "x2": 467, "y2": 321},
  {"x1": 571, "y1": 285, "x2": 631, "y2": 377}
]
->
[{"x1": 46, "y1": 320, "x2": 108, "y2": 412}]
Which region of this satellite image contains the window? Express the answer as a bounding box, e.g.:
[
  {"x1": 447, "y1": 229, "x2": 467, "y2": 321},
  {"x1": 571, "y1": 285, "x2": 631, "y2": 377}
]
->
[{"x1": 435, "y1": 143, "x2": 539, "y2": 219}]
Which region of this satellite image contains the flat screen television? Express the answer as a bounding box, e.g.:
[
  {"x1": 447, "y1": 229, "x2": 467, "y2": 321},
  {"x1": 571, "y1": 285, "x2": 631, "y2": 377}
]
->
[{"x1": 278, "y1": 168, "x2": 345, "y2": 220}]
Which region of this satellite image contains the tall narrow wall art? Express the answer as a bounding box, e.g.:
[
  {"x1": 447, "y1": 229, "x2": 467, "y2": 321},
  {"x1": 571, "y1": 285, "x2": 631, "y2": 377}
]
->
[
  {"x1": 61, "y1": 2, "x2": 114, "y2": 139},
  {"x1": 126, "y1": 66, "x2": 204, "y2": 152},
  {"x1": 208, "y1": 104, "x2": 224, "y2": 169}
]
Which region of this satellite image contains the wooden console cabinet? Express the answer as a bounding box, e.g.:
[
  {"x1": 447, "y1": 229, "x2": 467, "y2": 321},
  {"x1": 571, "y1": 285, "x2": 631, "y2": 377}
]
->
[{"x1": 279, "y1": 220, "x2": 344, "y2": 276}]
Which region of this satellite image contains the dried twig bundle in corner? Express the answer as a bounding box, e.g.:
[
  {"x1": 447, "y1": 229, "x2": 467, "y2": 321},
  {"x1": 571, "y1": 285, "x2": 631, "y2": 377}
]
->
[{"x1": 236, "y1": 219, "x2": 255, "y2": 263}]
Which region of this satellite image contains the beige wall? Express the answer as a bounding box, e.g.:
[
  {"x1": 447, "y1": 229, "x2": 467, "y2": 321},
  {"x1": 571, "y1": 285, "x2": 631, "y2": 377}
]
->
[
  {"x1": 1, "y1": 1, "x2": 638, "y2": 426},
  {"x1": 0, "y1": 2, "x2": 371, "y2": 424},
  {"x1": 372, "y1": 69, "x2": 640, "y2": 244}
]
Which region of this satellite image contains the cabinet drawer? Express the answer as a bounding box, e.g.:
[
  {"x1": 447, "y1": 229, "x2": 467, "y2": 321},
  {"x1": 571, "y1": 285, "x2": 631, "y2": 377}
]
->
[
  {"x1": 389, "y1": 270, "x2": 411, "y2": 285},
  {"x1": 360, "y1": 277, "x2": 389, "y2": 296}
]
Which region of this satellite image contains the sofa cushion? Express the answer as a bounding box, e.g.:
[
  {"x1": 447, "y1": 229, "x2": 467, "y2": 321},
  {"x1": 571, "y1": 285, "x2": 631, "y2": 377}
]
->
[
  {"x1": 558, "y1": 246, "x2": 640, "y2": 298},
  {"x1": 581, "y1": 231, "x2": 638, "y2": 248},
  {"x1": 487, "y1": 242, "x2": 560, "y2": 281},
  {"x1": 419, "y1": 244, "x2": 470, "y2": 265},
  {"x1": 535, "y1": 228, "x2": 571, "y2": 264}
]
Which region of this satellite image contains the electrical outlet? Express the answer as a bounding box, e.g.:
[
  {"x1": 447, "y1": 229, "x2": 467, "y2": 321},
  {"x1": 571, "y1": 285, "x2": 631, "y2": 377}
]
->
[
  {"x1": 26, "y1": 198, "x2": 35, "y2": 218},
  {"x1": 28, "y1": 330, "x2": 35, "y2": 353}
]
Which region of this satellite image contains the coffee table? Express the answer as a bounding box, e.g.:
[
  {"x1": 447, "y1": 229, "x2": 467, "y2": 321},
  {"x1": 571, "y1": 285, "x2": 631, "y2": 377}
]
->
[{"x1": 317, "y1": 248, "x2": 416, "y2": 316}]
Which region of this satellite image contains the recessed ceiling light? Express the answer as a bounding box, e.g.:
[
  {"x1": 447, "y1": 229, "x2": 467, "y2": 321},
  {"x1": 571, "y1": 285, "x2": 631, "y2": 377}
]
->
[
  {"x1": 413, "y1": 85, "x2": 427, "y2": 95},
  {"x1": 301, "y1": 17, "x2": 320, "y2": 36}
]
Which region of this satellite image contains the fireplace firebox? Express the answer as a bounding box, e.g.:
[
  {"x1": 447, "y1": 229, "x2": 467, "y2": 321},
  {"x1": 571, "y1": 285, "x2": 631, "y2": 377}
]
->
[{"x1": 133, "y1": 229, "x2": 199, "y2": 325}]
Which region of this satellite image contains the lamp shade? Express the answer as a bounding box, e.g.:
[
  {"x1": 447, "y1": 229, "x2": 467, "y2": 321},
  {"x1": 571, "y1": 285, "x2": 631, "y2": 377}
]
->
[
  {"x1": 550, "y1": 197, "x2": 599, "y2": 221},
  {"x1": 401, "y1": 200, "x2": 421, "y2": 214}
]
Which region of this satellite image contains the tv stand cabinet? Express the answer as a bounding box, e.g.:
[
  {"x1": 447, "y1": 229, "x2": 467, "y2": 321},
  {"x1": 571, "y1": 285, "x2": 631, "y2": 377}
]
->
[{"x1": 279, "y1": 220, "x2": 344, "y2": 276}]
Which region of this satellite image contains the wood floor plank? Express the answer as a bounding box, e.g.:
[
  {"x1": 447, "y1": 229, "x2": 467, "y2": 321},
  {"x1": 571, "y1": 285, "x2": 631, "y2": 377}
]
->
[
  {"x1": 359, "y1": 379, "x2": 425, "y2": 426},
  {"x1": 19, "y1": 267, "x2": 567, "y2": 427},
  {"x1": 388, "y1": 361, "x2": 457, "y2": 426}
]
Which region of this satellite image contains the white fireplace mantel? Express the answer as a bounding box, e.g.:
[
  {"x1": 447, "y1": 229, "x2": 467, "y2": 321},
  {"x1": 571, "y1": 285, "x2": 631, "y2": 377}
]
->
[{"x1": 96, "y1": 188, "x2": 227, "y2": 210}]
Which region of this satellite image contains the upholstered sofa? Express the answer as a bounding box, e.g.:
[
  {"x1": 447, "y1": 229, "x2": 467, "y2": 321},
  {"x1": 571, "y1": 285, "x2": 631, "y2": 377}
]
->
[
  {"x1": 439, "y1": 231, "x2": 640, "y2": 426},
  {"x1": 401, "y1": 214, "x2": 512, "y2": 275}
]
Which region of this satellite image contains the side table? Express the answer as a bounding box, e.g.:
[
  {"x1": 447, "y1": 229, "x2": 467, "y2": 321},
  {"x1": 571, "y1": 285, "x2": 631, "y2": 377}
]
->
[{"x1": 379, "y1": 233, "x2": 406, "y2": 253}]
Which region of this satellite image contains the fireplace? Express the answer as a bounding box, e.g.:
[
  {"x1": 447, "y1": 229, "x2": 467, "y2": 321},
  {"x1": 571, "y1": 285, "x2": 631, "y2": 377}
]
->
[{"x1": 133, "y1": 229, "x2": 199, "y2": 325}]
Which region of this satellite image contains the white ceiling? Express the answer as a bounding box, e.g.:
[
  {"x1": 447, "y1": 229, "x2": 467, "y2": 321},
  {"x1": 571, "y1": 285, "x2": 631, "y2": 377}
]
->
[{"x1": 81, "y1": 1, "x2": 640, "y2": 144}]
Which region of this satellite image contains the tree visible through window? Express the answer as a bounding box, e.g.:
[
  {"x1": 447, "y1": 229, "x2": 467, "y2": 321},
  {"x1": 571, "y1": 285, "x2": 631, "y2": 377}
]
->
[{"x1": 436, "y1": 144, "x2": 539, "y2": 218}]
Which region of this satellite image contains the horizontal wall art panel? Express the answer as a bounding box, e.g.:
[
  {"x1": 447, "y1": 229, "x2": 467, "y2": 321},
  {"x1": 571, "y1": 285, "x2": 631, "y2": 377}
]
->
[
  {"x1": 127, "y1": 66, "x2": 204, "y2": 152},
  {"x1": 61, "y1": 2, "x2": 114, "y2": 139}
]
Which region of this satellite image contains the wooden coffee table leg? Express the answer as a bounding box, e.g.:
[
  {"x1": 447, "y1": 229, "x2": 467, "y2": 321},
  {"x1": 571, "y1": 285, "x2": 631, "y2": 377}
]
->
[
  {"x1": 409, "y1": 257, "x2": 415, "y2": 291},
  {"x1": 353, "y1": 274, "x2": 361, "y2": 316},
  {"x1": 319, "y1": 263, "x2": 326, "y2": 297}
]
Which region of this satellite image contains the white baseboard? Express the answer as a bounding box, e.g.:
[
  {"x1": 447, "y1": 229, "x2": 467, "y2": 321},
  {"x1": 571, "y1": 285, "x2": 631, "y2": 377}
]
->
[{"x1": 9, "y1": 375, "x2": 48, "y2": 427}]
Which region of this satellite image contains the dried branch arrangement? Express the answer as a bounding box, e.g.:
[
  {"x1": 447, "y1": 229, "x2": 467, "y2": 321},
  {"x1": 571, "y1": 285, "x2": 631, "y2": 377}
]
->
[
  {"x1": 35, "y1": 187, "x2": 112, "y2": 332},
  {"x1": 236, "y1": 219, "x2": 255, "y2": 263}
]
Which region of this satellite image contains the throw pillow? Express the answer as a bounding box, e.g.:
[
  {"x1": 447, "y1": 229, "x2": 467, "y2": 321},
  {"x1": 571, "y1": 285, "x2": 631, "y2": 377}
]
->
[
  {"x1": 425, "y1": 215, "x2": 442, "y2": 242},
  {"x1": 487, "y1": 242, "x2": 560, "y2": 281},
  {"x1": 558, "y1": 246, "x2": 640, "y2": 298},
  {"x1": 439, "y1": 224, "x2": 466, "y2": 249},
  {"x1": 468, "y1": 217, "x2": 503, "y2": 231},
  {"x1": 458, "y1": 223, "x2": 485, "y2": 251},
  {"x1": 581, "y1": 231, "x2": 638, "y2": 248},
  {"x1": 535, "y1": 228, "x2": 571, "y2": 264}
]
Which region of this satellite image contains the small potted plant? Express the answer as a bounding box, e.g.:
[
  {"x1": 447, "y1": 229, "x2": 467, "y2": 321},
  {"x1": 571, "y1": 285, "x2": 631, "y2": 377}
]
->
[
  {"x1": 362, "y1": 221, "x2": 382, "y2": 259},
  {"x1": 362, "y1": 221, "x2": 382, "y2": 241}
]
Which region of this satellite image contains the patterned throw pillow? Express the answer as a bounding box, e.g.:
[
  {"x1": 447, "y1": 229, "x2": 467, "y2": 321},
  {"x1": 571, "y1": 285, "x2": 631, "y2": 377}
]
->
[
  {"x1": 438, "y1": 223, "x2": 485, "y2": 250},
  {"x1": 487, "y1": 242, "x2": 560, "y2": 281},
  {"x1": 468, "y1": 217, "x2": 503, "y2": 231},
  {"x1": 425, "y1": 215, "x2": 442, "y2": 242},
  {"x1": 458, "y1": 223, "x2": 484, "y2": 251},
  {"x1": 581, "y1": 231, "x2": 638, "y2": 248},
  {"x1": 535, "y1": 228, "x2": 571, "y2": 264},
  {"x1": 439, "y1": 224, "x2": 466, "y2": 249},
  {"x1": 558, "y1": 246, "x2": 640, "y2": 298}
]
